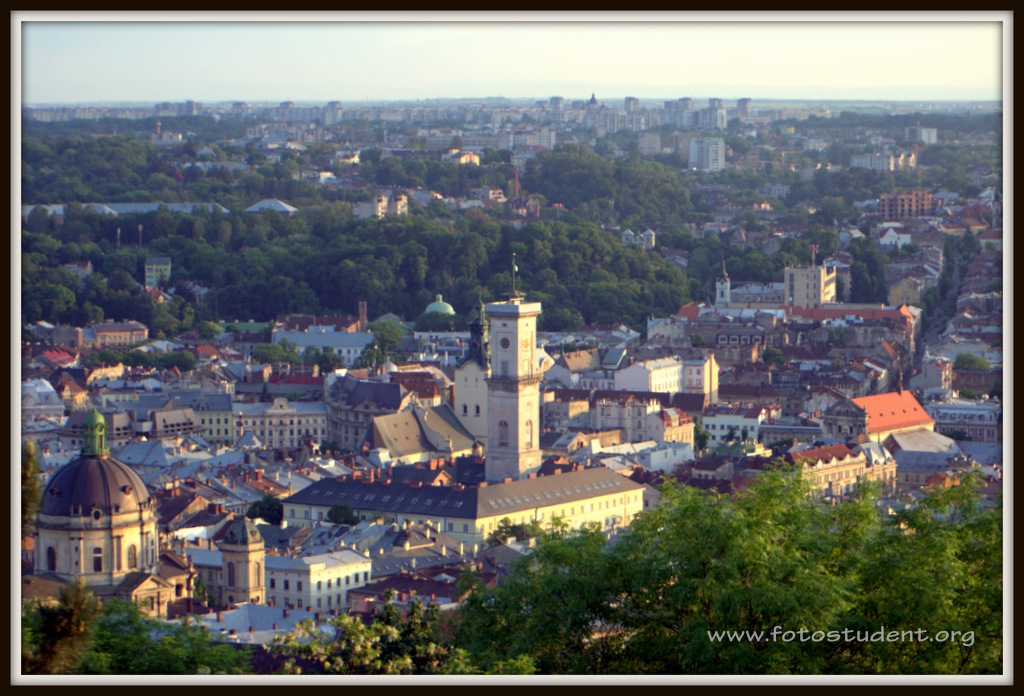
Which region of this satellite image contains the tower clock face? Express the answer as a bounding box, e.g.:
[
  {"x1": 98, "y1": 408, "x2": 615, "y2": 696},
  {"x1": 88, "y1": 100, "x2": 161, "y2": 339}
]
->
[{"x1": 499, "y1": 337, "x2": 511, "y2": 349}]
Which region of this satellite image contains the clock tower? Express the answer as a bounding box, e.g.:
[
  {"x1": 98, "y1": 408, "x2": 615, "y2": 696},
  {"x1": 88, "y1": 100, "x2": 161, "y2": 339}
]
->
[{"x1": 485, "y1": 294, "x2": 543, "y2": 481}]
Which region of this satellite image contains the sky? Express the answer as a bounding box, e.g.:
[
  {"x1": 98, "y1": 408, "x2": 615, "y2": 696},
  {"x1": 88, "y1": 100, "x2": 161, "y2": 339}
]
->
[{"x1": 17, "y1": 12, "x2": 1007, "y2": 105}]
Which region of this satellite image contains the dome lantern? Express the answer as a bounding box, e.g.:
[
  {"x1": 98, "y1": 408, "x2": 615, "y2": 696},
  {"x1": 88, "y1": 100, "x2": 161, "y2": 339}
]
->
[{"x1": 82, "y1": 409, "x2": 109, "y2": 457}]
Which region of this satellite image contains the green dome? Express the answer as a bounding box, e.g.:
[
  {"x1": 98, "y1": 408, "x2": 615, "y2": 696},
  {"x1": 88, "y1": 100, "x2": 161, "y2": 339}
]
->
[
  {"x1": 425, "y1": 294, "x2": 455, "y2": 316},
  {"x1": 222, "y1": 518, "x2": 262, "y2": 545}
]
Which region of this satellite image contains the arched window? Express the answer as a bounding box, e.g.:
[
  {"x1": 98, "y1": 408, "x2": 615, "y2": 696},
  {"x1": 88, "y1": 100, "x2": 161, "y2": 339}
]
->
[
  {"x1": 127, "y1": 545, "x2": 137, "y2": 569},
  {"x1": 525, "y1": 420, "x2": 533, "y2": 449},
  {"x1": 498, "y1": 421, "x2": 509, "y2": 447},
  {"x1": 92, "y1": 547, "x2": 103, "y2": 572},
  {"x1": 227, "y1": 562, "x2": 236, "y2": 587},
  {"x1": 475, "y1": 405, "x2": 480, "y2": 416},
  {"x1": 462, "y1": 404, "x2": 468, "y2": 415},
  {"x1": 46, "y1": 547, "x2": 56, "y2": 572}
]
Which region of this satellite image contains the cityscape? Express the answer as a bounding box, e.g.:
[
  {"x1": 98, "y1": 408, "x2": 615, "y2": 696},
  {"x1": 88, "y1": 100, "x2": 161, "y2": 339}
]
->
[{"x1": 17, "y1": 16, "x2": 1006, "y2": 682}]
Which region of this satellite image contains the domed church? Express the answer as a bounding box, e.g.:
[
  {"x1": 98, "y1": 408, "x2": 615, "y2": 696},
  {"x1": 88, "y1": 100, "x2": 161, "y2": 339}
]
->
[{"x1": 34, "y1": 409, "x2": 179, "y2": 616}]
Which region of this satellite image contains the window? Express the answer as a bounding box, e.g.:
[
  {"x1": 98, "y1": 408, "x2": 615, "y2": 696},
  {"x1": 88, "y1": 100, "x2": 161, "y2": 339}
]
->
[
  {"x1": 363, "y1": 572, "x2": 369, "y2": 582},
  {"x1": 297, "y1": 599, "x2": 303, "y2": 608},
  {"x1": 93, "y1": 547, "x2": 103, "y2": 573},
  {"x1": 317, "y1": 581, "x2": 322, "y2": 591},
  {"x1": 46, "y1": 546, "x2": 56, "y2": 572},
  {"x1": 227, "y1": 562, "x2": 235, "y2": 586},
  {"x1": 298, "y1": 581, "x2": 303, "y2": 591},
  {"x1": 284, "y1": 580, "x2": 290, "y2": 590},
  {"x1": 115, "y1": 537, "x2": 122, "y2": 571},
  {"x1": 525, "y1": 420, "x2": 533, "y2": 449},
  {"x1": 327, "y1": 579, "x2": 332, "y2": 589},
  {"x1": 270, "y1": 578, "x2": 276, "y2": 589},
  {"x1": 475, "y1": 405, "x2": 480, "y2": 415},
  {"x1": 345, "y1": 576, "x2": 350, "y2": 586},
  {"x1": 498, "y1": 421, "x2": 509, "y2": 447}
]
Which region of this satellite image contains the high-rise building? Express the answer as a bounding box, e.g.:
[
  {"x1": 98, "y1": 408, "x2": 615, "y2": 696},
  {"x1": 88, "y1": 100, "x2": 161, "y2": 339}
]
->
[
  {"x1": 485, "y1": 295, "x2": 544, "y2": 481},
  {"x1": 689, "y1": 138, "x2": 726, "y2": 172},
  {"x1": 879, "y1": 189, "x2": 937, "y2": 221},
  {"x1": 904, "y1": 126, "x2": 938, "y2": 144},
  {"x1": 624, "y1": 96, "x2": 640, "y2": 113},
  {"x1": 784, "y1": 265, "x2": 837, "y2": 308},
  {"x1": 639, "y1": 131, "x2": 662, "y2": 156},
  {"x1": 737, "y1": 98, "x2": 752, "y2": 118}
]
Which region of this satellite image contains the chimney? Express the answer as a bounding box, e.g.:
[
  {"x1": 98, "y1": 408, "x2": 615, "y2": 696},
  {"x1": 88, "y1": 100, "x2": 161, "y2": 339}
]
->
[
  {"x1": 255, "y1": 470, "x2": 263, "y2": 482},
  {"x1": 440, "y1": 544, "x2": 446, "y2": 556},
  {"x1": 283, "y1": 609, "x2": 290, "y2": 618},
  {"x1": 404, "y1": 540, "x2": 410, "y2": 551},
  {"x1": 314, "y1": 612, "x2": 321, "y2": 622},
  {"x1": 504, "y1": 478, "x2": 512, "y2": 483},
  {"x1": 430, "y1": 594, "x2": 436, "y2": 602},
  {"x1": 249, "y1": 626, "x2": 255, "y2": 634},
  {"x1": 273, "y1": 623, "x2": 279, "y2": 630},
  {"x1": 527, "y1": 473, "x2": 536, "y2": 479},
  {"x1": 459, "y1": 541, "x2": 464, "y2": 555},
  {"x1": 478, "y1": 481, "x2": 487, "y2": 488},
  {"x1": 216, "y1": 612, "x2": 223, "y2": 622}
]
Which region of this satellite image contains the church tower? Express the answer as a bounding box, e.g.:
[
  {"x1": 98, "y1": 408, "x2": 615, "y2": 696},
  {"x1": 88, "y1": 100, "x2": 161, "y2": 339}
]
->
[
  {"x1": 485, "y1": 292, "x2": 543, "y2": 482},
  {"x1": 454, "y1": 294, "x2": 490, "y2": 446},
  {"x1": 715, "y1": 258, "x2": 731, "y2": 308},
  {"x1": 218, "y1": 518, "x2": 265, "y2": 606}
]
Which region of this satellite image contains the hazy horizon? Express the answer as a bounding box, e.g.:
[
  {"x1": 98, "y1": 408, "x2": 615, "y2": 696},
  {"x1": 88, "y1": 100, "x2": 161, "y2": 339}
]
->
[{"x1": 17, "y1": 13, "x2": 1007, "y2": 106}]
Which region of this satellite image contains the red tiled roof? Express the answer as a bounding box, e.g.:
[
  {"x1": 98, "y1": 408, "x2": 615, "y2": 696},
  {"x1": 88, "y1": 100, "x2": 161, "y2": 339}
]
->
[
  {"x1": 674, "y1": 302, "x2": 702, "y2": 321},
  {"x1": 851, "y1": 390, "x2": 934, "y2": 434},
  {"x1": 788, "y1": 444, "x2": 853, "y2": 467}
]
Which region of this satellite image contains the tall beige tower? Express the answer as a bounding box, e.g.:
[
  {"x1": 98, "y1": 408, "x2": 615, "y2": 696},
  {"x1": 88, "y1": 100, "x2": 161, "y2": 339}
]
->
[{"x1": 485, "y1": 295, "x2": 543, "y2": 481}]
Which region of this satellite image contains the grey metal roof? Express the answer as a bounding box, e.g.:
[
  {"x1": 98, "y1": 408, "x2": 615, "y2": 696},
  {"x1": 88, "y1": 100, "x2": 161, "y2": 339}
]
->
[
  {"x1": 41, "y1": 454, "x2": 152, "y2": 517},
  {"x1": 287, "y1": 467, "x2": 642, "y2": 520}
]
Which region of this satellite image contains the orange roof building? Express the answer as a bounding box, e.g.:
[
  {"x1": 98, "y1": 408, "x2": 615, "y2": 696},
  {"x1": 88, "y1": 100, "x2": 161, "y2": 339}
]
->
[
  {"x1": 823, "y1": 389, "x2": 934, "y2": 442},
  {"x1": 851, "y1": 390, "x2": 934, "y2": 439}
]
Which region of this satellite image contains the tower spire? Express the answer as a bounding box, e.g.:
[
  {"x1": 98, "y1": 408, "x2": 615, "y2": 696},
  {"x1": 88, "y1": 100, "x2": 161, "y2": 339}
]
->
[{"x1": 511, "y1": 252, "x2": 519, "y2": 297}]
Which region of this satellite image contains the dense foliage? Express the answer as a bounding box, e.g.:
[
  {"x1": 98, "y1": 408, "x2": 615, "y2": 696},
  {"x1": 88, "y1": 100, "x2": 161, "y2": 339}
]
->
[{"x1": 455, "y1": 470, "x2": 1002, "y2": 675}]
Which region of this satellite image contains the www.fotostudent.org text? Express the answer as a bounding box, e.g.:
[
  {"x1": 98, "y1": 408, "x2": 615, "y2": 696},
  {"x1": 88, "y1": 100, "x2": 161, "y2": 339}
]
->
[{"x1": 708, "y1": 626, "x2": 975, "y2": 647}]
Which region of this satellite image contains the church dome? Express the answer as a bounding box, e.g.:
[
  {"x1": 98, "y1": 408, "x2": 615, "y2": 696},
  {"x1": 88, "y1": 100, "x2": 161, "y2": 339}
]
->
[
  {"x1": 222, "y1": 517, "x2": 263, "y2": 545},
  {"x1": 40, "y1": 454, "x2": 151, "y2": 517},
  {"x1": 425, "y1": 294, "x2": 455, "y2": 316}
]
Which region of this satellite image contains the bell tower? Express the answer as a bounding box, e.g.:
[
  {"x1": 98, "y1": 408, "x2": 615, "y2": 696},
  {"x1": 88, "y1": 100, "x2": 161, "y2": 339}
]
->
[
  {"x1": 218, "y1": 518, "x2": 265, "y2": 606},
  {"x1": 715, "y1": 258, "x2": 731, "y2": 308}
]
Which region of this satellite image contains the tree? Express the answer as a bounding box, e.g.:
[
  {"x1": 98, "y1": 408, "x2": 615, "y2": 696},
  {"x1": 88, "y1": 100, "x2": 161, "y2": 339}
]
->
[
  {"x1": 76, "y1": 598, "x2": 251, "y2": 675},
  {"x1": 22, "y1": 578, "x2": 102, "y2": 675},
  {"x1": 368, "y1": 320, "x2": 405, "y2": 357},
  {"x1": 954, "y1": 353, "x2": 991, "y2": 372},
  {"x1": 246, "y1": 494, "x2": 283, "y2": 525},
  {"x1": 271, "y1": 591, "x2": 534, "y2": 675},
  {"x1": 22, "y1": 441, "x2": 42, "y2": 535},
  {"x1": 327, "y1": 503, "x2": 359, "y2": 526},
  {"x1": 453, "y1": 471, "x2": 1002, "y2": 675},
  {"x1": 762, "y1": 346, "x2": 785, "y2": 365}
]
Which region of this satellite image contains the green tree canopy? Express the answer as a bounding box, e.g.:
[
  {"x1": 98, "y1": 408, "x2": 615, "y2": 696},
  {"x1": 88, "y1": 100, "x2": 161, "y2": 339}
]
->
[
  {"x1": 246, "y1": 494, "x2": 283, "y2": 525},
  {"x1": 326, "y1": 503, "x2": 359, "y2": 526},
  {"x1": 953, "y1": 353, "x2": 991, "y2": 372}
]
